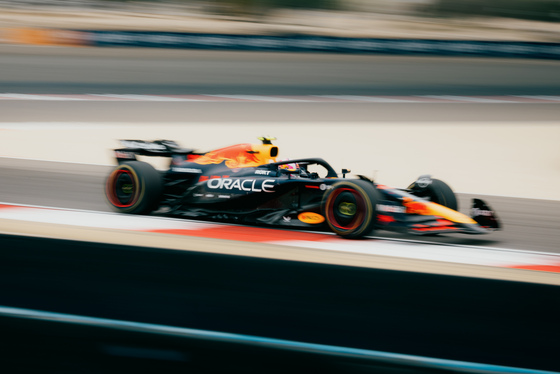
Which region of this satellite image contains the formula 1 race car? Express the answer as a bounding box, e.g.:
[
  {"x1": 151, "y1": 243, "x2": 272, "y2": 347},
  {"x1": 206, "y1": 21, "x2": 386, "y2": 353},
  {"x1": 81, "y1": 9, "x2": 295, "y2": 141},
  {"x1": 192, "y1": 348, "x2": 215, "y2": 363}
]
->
[{"x1": 105, "y1": 137, "x2": 501, "y2": 239}]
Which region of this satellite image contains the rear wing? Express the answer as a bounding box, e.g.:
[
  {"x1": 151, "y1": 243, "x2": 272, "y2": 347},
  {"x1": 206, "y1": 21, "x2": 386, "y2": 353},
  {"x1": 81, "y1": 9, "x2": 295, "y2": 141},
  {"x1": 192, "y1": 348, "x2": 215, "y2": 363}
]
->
[{"x1": 113, "y1": 140, "x2": 195, "y2": 163}]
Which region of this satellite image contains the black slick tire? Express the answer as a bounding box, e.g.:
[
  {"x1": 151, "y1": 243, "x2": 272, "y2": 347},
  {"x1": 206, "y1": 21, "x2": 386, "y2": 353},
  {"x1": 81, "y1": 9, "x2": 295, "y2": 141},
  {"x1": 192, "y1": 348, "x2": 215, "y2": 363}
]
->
[
  {"x1": 322, "y1": 180, "x2": 379, "y2": 239},
  {"x1": 409, "y1": 178, "x2": 458, "y2": 210},
  {"x1": 105, "y1": 161, "x2": 163, "y2": 214}
]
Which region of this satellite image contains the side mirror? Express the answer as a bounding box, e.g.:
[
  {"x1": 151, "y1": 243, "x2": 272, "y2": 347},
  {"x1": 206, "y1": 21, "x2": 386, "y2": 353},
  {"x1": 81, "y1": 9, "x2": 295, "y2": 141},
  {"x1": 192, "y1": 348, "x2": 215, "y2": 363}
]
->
[{"x1": 341, "y1": 169, "x2": 351, "y2": 178}]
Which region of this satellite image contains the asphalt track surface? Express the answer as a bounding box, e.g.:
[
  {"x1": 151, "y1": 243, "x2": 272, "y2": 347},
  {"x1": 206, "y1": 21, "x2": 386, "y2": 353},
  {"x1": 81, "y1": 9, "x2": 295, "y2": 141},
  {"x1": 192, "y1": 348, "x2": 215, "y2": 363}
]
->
[
  {"x1": 2, "y1": 45, "x2": 560, "y2": 124},
  {"x1": 1, "y1": 45, "x2": 560, "y2": 96},
  {"x1": 1, "y1": 158, "x2": 560, "y2": 255}
]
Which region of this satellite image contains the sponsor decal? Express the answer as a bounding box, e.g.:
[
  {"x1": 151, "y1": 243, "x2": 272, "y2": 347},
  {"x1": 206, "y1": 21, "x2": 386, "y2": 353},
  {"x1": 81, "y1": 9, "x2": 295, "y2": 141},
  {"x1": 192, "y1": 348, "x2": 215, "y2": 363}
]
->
[
  {"x1": 119, "y1": 140, "x2": 166, "y2": 151},
  {"x1": 416, "y1": 176, "x2": 432, "y2": 188},
  {"x1": 218, "y1": 195, "x2": 231, "y2": 199},
  {"x1": 338, "y1": 202, "x2": 356, "y2": 216},
  {"x1": 193, "y1": 193, "x2": 204, "y2": 197},
  {"x1": 207, "y1": 178, "x2": 275, "y2": 193},
  {"x1": 255, "y1": 170, "x2": 272, "y2": 175},
  {"x1": 377, "y1": 204, "x2": 407, "y2": 213},
  {"x1": 298, "y1": 212, "x2": 325, "y2": 224},
  {"x1": 319, "y1": 184, "x2": 333, "y2": 191},
  {"x1": 283, "y1": 216, "x2": 292, "y2": 222},
  {"x1": 115, "y1": 151, "x2": 136, "y2": 159},
  {"x1": 471, "y1": 208, "x2": 493, "y2": 217},
  {"x1": 172, "y1": 167, "x2": 202, "y2": 173}
]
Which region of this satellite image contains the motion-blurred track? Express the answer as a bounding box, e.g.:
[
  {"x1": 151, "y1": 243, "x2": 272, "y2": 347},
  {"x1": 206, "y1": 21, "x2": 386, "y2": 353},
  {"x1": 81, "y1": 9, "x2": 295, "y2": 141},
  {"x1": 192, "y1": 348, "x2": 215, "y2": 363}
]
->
[
  {"x1": 1, "y1": 157, "x2": 560, "y2": 254},
  {"x1": 2, "y1": 45, "x2": 560, "y2": 96}
]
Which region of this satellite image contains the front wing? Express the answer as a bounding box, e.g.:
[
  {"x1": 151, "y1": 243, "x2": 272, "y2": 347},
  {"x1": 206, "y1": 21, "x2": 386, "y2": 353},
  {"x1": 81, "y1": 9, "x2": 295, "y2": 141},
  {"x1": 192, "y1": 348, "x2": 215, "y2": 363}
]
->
[{"x1": 375, "y1": 198, "x2": 500, "y2": 235}]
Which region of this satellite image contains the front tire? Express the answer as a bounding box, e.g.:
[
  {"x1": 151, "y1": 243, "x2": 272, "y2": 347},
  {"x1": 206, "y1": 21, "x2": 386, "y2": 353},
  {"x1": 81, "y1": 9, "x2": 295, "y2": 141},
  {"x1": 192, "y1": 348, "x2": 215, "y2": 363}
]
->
[
  {"x1": 408, "y1": 178, "x2": 458, "y2": 210},
  {"x1": 322, "y1": 180, "x2": 380, "y2": 239},
  {"x1": 105, "y1": 161, "x2": 163, "y2": 214}
]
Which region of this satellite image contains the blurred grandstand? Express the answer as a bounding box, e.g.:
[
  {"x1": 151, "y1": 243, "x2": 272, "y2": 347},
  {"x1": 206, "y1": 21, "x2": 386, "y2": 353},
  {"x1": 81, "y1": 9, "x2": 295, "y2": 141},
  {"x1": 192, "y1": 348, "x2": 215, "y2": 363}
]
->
[
  {"x1": 0, "y1": 0, "x2": 558, "y2": 41},
  {"x1": 0, "y1": 0, "x2": 559, "y2": 19}
]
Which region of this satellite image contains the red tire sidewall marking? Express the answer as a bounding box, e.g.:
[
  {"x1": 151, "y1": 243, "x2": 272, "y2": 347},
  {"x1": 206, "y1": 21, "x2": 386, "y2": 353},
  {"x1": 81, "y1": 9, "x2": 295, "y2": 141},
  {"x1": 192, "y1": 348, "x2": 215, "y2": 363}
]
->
[
  {"x1": 106, "y1": 167, "x2": 141, "y2": 208},
  {"x1": 326, "y1": 187, "x2": 367, "y2": 232}
]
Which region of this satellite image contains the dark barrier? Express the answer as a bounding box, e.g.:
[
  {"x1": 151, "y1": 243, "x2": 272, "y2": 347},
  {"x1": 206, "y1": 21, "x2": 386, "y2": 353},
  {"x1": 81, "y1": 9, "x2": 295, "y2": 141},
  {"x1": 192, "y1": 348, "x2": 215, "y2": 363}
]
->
[
  {"x1": 0, "y1": 234, "x2": 559, "y2": 372},
  {"x1": 0, "y1": 306, "x2": 552, "y2": 374},
  {"x1": 83, "y1": 31, "x2": 560, "y2": 59},
  {"x1": 7, "y1": 28, "x2": 560, "y2": 59}
]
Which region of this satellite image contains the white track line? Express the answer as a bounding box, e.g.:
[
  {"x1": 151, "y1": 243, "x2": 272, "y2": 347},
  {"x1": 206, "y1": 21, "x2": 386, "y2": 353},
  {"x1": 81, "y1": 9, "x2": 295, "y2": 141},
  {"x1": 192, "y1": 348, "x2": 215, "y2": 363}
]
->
[
  {"x1": 1, "y1": 94, "x2": 560, "y2": 102},
  {"x1": 203, "y1": 95, "x2": 312, "y2": 102},
  {"x1": 89, "y1": 94, "x2": 202, "y2": 101},
  {"x1": 420, "y1": 95, "x2": 516, "y2": 103},
  {"x1": 513, "y1": 95, "x2": 560, "y2": 102},
  {"x1": 270, "y1": 239, "x2": 559, "y2": 268},
  {"x1": 0, "y1": 93, "x2": 87, "y2": 101},
  {"x1": 366, "y1": 235, "x2": 560, "y2": 258},
  {"x1": 315, "y1": 95, "x2": 417, "y2": 103}
]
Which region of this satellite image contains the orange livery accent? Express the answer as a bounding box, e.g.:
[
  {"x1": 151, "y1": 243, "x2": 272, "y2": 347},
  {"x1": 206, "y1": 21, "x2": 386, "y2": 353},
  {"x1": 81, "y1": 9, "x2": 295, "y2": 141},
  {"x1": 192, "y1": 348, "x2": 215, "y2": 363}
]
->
[
  {"x1": 403, "y1": 199, "x2": 476, "y2": 224},
  {"x1": 404, "y1": 201, "x2": 431, "y2": 215},
  {"x1": 193, "y1": 143, "x2": 278, "y2": 168},
  {"x1": 298, "y1": 212, "x2": 325, "y2": 224}
]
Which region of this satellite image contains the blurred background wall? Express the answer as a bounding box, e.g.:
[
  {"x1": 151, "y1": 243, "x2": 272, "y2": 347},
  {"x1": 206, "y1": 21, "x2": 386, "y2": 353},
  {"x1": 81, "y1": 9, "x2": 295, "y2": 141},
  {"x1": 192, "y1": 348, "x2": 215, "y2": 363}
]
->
[{"x1": 1, "y1": 0, "x2": 559, "y2": 21}]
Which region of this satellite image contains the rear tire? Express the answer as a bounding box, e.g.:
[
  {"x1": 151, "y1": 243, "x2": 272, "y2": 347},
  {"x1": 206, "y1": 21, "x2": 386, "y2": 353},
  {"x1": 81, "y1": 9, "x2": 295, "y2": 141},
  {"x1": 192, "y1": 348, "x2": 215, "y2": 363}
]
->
[
  {"x1": 105, "y1": 161, "x2": 163, "y2": 214},
  {"x1": 322, "y1": 180, "x2": 379, "y2": 239},
  {"x1": 409, "y1": 178, "x2": 458, "y2": 211}
]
